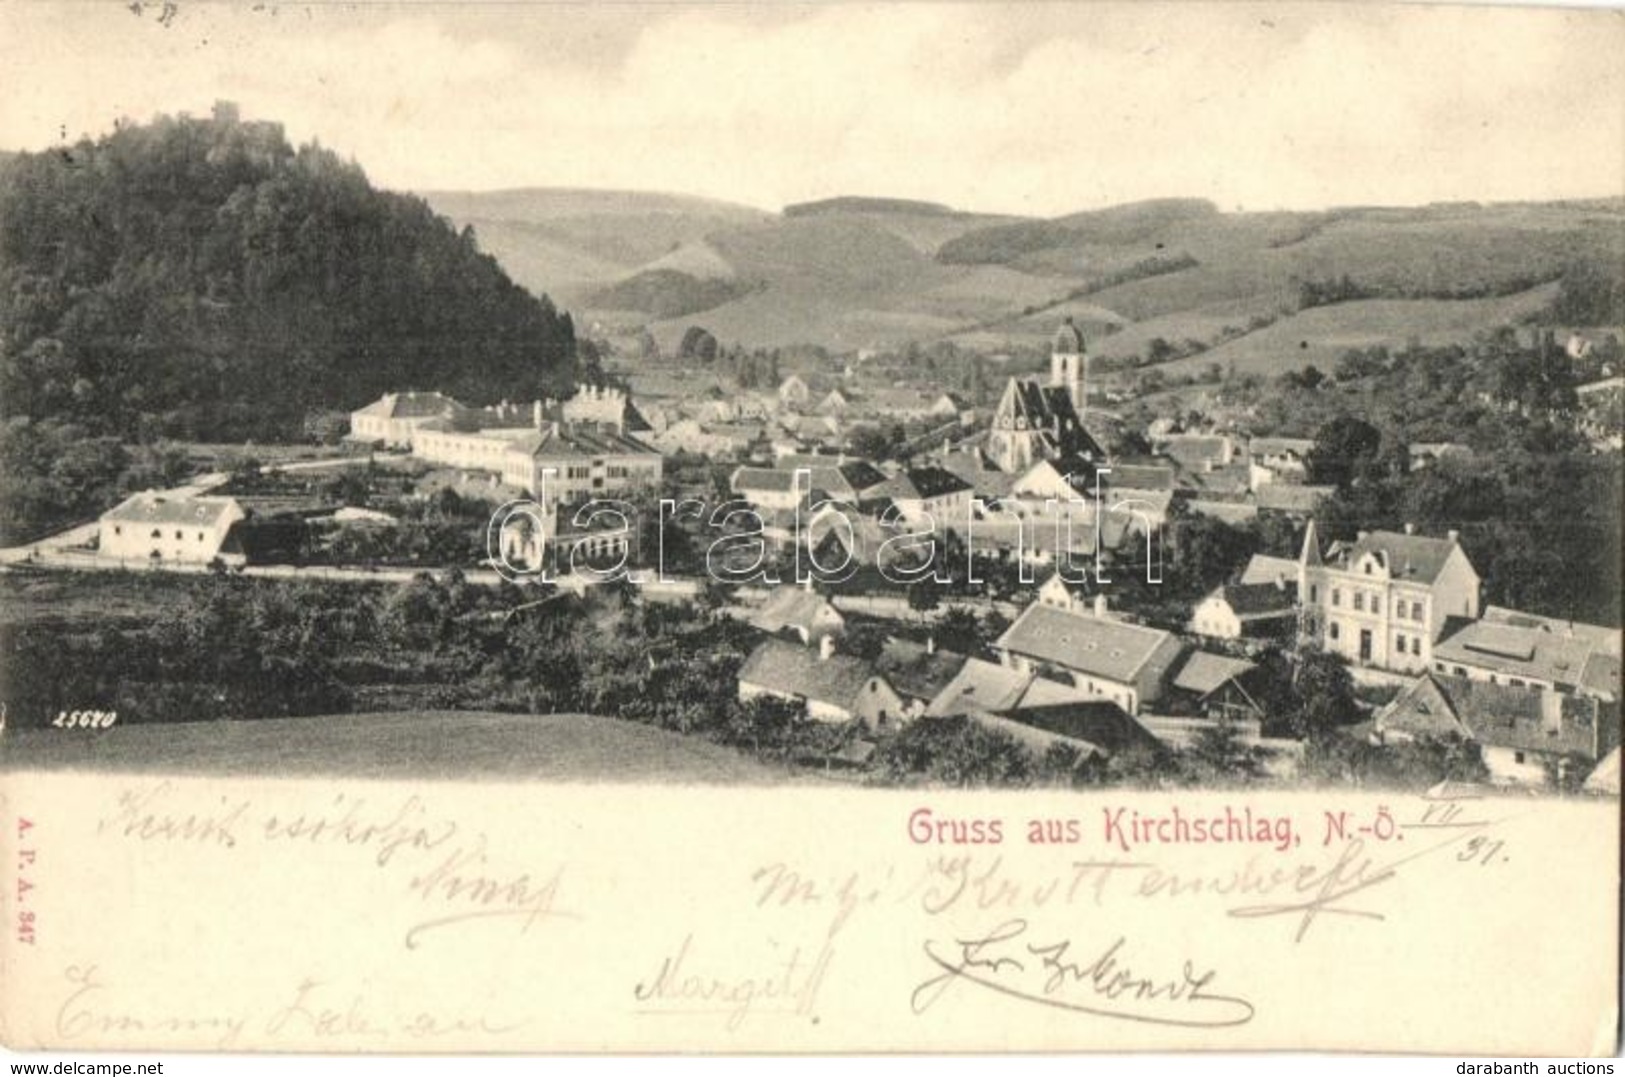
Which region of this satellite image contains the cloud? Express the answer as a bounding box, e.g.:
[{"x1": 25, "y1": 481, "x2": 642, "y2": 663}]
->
[{"x1": 1, "y1": 2, "x2": 1620, "y2": 213}]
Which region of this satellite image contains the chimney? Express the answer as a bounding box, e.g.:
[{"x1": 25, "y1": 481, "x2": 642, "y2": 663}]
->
[
  {"x1": 1447, "y1": 529, "x2": 1460, "y2": 544},
  {"x1": 1404, "y1": 522, "x2": 1415, "y2": 535},
  {"x1": 819, "y1": 634, "x2": 836, "y2": 661},
  {"x1": 1540, "y1": 689, "x2": 1564, "y2": 735},
  {"x1": 533, "y1": 401, "x2": 544, "y2": 429},
  {"x1": 926, "y1": 635, "x2": 936, "y2": 656},
  {"x1": 1094, "y1": 594, "x2": 1109, "y2": 619}
]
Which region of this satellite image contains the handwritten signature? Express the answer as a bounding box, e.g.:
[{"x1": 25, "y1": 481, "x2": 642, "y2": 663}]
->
[{"x1": 912, "y1": 919, "x2": 1255, "y2": 1028}]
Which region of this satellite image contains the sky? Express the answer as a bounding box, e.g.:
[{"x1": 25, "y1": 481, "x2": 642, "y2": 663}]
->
[{"x1": 1, "y1": 1, "x2": 1622, "y2": 216}]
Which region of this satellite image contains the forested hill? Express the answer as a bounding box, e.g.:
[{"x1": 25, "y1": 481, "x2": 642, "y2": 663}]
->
[{"x1": 0, "y1": 109, "x2": 577, "y2": 442}]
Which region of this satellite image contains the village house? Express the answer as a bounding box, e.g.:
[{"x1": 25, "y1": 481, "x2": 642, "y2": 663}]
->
[
  {"x1": 1254, "y1": 482, "x2": 1334, "y2": 519},
  {"x1": 1189, "y1": 580, "x2": 1298, "y2": 640},
  {"x1": 1246, "y1": 436, "x2": 1315, "y2": 491},
  {"x1": 994, "y1": 596, "x2": 1186, "y2": 715},
  {"x1": 861, "y1": 466, "x2": 974, "y2": 530},
  {"x1": 1297, "y1": 522, "x2": 1481, "y2": 673},
  {"x1": 1430, "y1": 607, "x2": 1621, "y2": 702},
  {"x1": 749, "y1": 584, "x2": 846, "y2": 644},
  {"x1": 99, "y1": 492, "x2": 248, "y2": 564},
  {"x1": 777, "y1": 374, "x2": 812, "y2": 410},
  {"x1": 1372, "y1": 674, "x2": 1620, "y2": 788},
  {"x1": 1164, "y1": 651, "x2": 1265, "y2": 724},
  {"x1": 986, "y1": 319, "x2": 1105, "y2": 474},
  {"x1": 737, "y1": 636, "x2": 907, "y2": 731},
  {"x1": 873, "y1": 636, "x2": 969, "y2": 720}
]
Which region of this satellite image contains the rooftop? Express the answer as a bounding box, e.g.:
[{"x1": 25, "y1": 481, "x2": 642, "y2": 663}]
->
[{"x1": 996, "y1": 603, "x2": 1185, "y2": 687}]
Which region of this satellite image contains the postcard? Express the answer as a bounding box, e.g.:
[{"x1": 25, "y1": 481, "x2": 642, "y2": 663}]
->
[{"x1": 0, "y1": 0, "x2": 1620, "y2": 1060}]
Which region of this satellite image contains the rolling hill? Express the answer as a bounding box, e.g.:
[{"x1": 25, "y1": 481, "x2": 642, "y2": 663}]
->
[{"x1": 419, "y1": 184, "x2": 1625, "y2": 370}]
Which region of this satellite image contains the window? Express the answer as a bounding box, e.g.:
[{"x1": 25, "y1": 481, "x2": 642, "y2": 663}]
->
[
  {"x1": 1514, "y1": 751, "x2": 1526, "y2": 765},
  {"x1": 1329, "y1": 623, "x2": 1340, "y2": 641},
  {"x1": 1396, "y1": 633, "x2": 1406, "y2": 652},
  {"x1": 1363, "y1": 562, "x2": 1372, "y2": 575},
  {"x1": 1332, "y1": 589, "x2": 1341, "y2": 607},
  {"x1": 1372, "y1": 596, "x2": 1381, "y2": 615},
  {"x1": 1453, "y1": 666, "x2": 1467, "y2": 677},
  {"x1": 1435, "y1": 662, "x2": 1445, "y2": 672},
  {"x1": 1508, "y1": 678, "x2": 1525, "y2": 687},
  {"x1": 1310, "y1": 585, "x2": 1318, "y2": 603},
  {"x1": 1411, "y1": 637, "x2": 1421, "y2": 656},
  {"x1": 174, "y1": 530, "x2": 183, "y2": 540},
  {"x1": 114, "y1": 526, "x2": 122, "y2": 536},
  {"x1": 1354, "y1": 592, "x2": 1364, "y2": 611},
  {"x1": 197, "y1": 532, "x2": 205, "y2": 542}
]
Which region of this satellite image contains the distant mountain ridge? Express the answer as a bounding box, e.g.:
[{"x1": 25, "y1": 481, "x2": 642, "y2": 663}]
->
[{"x1": 419, "y1": 183, "x2": 1625, "y2": 362}]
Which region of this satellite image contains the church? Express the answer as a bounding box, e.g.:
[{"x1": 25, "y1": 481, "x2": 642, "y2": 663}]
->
[{"x1": 986, "y1": 317, "x2": 1106, "y2": 474}]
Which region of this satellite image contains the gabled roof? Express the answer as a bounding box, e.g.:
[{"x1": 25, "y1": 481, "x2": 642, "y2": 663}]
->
[
  {"x1": 1007, "y1": 701, "x2": 1161, "y2": 756},
  {"x1": 737, "y1": 639, "x2": 882, "y2": 712},
  {"x1": 995, "y1": 603, "x2": 1185, "y2": 687},
  {"x1": 751, "y1": 587, "x2": 843, "y2": 638},
  {"x1": 1248, "y1": 436, "x2": 1315, "y2": 458},
  {"x1": 994, "y1": 377, "x2": 1106, "y2": 460},
  {"x1": 1374, "y1": 676, "x2": 1475, "y2": 741},
  {"x1": 1208, "y1": 581, "x2": 1296, "y2": 618},
  {"x1": 875, "y1": 638, "x2": 969, "y2": 702},
  {"x1": 1584, "y1": 746, "x2": 1621, "y2": 794},
  {"x1": 1108, "y1": 464, "x2": 1176, "y2": 491},
  {"x1": 1170, "y1": 651, "x2": 1258, "y2": 697},
  {"x1": 103, "y1": 493, "x2": 242, "y2": 528},
  {"x1": 1239, "y1": 553, "x2": 1299, "y2": 586},
  {"x1": 926, "y1": 658, "x2": 1033, "y2": 717},
  {"x1": 1255, "y1": 484, "x2": 1335, "y2": 513},
  {"x1": 352, "y1": 390, "x2": 468, "y2": 420},
  {"x1": 510, "y1": 423, "x2": 659, "y2": 460},
  {"x1": 1336, "y1": 529, "x2": 1463, "y2": 584},
  {"x1": 1378, "y1": 674, "x2": 1609, "y2": 759}
]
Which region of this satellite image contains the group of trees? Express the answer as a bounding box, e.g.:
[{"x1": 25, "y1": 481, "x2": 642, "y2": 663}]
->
[{"x1": 0, "y1": 108, "x2": 577, "y2": 444}]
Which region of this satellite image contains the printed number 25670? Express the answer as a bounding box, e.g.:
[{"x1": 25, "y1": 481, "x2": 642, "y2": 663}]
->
[{"x1": 53, "y1": 709, "x2": 117, "y2": 729}]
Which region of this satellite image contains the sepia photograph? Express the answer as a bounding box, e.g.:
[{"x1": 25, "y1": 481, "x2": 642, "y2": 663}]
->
[{"x1": 0, "y1": 0, "x2": 1619, "y2": 1063}]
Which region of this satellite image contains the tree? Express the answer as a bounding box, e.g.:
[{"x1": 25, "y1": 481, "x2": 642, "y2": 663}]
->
[
  {"x1": 677, "y1": 326, "x2": 719, "y2": 363},
  {"x1": 1308, "y1": 415, "x2": 1382, "y2": 489}
]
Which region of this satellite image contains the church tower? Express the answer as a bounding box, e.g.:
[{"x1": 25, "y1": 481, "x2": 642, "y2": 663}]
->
[{"x1": 1051, "y1": 316, "x2": 1087, "y2": 412}]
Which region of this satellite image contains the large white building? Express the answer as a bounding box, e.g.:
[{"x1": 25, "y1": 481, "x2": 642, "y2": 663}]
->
[
  {"x1": 1297, "y1": 522, "x2": 1481, "y2": 673},
  {"x1": 99, "y1": 493, "x2": 246, "y2": 564}
]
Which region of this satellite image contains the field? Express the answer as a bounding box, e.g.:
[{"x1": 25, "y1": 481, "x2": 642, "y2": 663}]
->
[
  {"x1": 425, "y1": 187, "x2": 1623, "y2": 365},
  {"x1": 1149, "y1": 283, "x2": 1561, "y2": 380},
  {"x1": 0, "y1": 710, "x2": 795, "y2": 784}
]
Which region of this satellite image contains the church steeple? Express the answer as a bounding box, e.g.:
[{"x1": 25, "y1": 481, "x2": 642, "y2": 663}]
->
[{"x1": 1051, "y1": 316, "x2": 1086, "y2": 412}]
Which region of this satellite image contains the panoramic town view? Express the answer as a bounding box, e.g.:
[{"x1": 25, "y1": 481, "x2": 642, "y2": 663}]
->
[{"x1": 0, "y1": 6, "x2": 1620, "y2": 795}]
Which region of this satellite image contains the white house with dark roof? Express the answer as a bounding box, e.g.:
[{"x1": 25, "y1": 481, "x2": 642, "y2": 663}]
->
[
  {"x1": 737, "y1": 637, "x2": 907, "y2": 731},
  {"x1": 99, "y1": 493, "x2": 247, "y2": 563},
  {"x1": 750, "y1": 584, "x2": 846, "y2": 644},
  {"x1": 1246, "y1": 436, "x2": 1315, "y2": 491},
  {"x1": 862, "y1": 466, "x2": 973, "y2": 530},
  {"x1": 1298, "y1": 522, "x2": 1481, "y2": 673},
  {"x1": 504, "y1": 423, "x2": 663, "y2": 502},
  {"x1": 993, "y1": 598, "x2": 1186, "y2": 715},
  {"x1": 1190, "y1": 580, "x2": 1298, "y2": 640}
]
